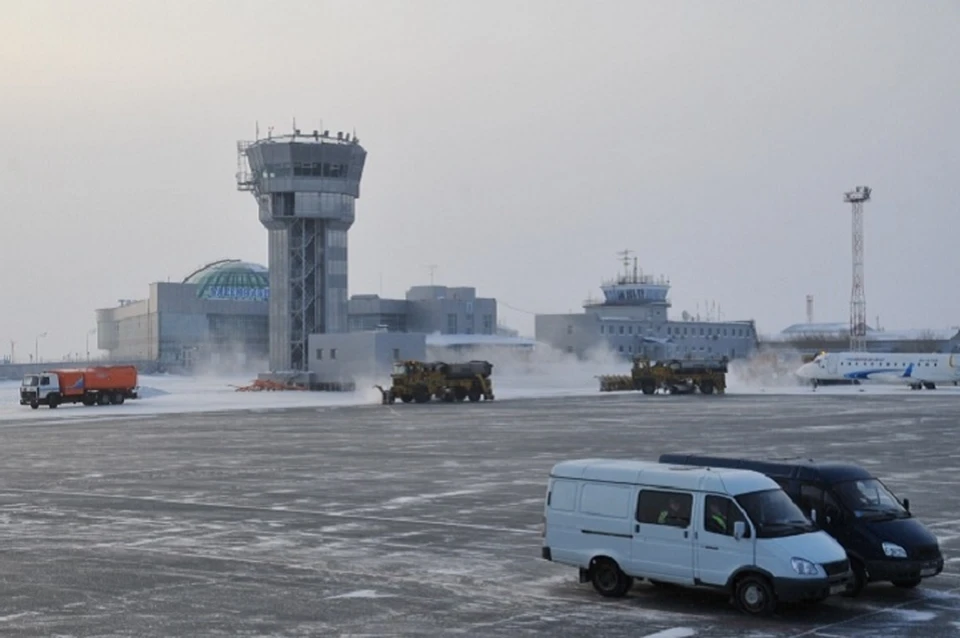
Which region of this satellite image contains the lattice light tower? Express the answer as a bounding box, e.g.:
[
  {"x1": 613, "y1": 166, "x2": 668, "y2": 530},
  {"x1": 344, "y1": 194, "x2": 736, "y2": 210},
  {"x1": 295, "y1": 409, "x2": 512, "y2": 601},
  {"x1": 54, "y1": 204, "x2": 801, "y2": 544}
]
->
[
  {"x1": 843, "y1": 185, "x2": 871, "y2": 352},
  {"x1": 237, "y1": 126, "x2": 367, "y2": 372}
]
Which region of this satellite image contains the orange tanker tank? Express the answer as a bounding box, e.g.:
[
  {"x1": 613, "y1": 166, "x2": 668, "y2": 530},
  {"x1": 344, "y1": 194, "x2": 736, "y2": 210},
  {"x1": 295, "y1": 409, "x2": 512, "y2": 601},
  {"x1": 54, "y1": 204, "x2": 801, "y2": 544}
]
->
[{"x1": 19, "y1": 365, "x2": 139, "y2": 409}]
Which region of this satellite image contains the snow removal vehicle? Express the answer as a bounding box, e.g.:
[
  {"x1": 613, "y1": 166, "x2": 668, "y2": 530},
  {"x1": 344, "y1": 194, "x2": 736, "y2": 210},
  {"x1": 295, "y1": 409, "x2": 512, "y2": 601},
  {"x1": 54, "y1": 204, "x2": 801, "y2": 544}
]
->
[
  {"x1": 597, "y1": 356, "x2": 728, "y2": 395},
  {"x1": 376, "y1": 360, "x2": 494, "y2": 404}
]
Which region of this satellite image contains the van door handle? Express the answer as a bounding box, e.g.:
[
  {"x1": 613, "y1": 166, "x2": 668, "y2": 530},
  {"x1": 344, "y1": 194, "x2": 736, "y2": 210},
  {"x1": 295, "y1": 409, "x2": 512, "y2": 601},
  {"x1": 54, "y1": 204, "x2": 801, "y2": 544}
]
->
[
  {"x1": 705, "y1": 545, "x2": 719, "y2": 550},
  {"x1": 684, "y1": 531, "x2": 688, "y2": 538}
]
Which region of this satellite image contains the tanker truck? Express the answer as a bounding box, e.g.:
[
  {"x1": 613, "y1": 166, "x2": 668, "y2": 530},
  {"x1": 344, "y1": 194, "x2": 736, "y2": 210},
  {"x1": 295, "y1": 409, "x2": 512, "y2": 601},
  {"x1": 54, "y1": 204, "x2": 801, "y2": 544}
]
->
[{"x1": 20, "y1": 365, "x2": 139, "y2": 409}]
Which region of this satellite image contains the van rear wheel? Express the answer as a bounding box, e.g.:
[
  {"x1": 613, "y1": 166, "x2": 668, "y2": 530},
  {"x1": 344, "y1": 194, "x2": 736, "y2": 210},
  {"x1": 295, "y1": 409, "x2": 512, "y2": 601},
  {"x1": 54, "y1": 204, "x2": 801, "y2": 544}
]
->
[
  {"x1": 589, "y1": 558, "x2": 632, "y2": 598},
  {"x1": 734, "y1": 574, "x2": 776, "y2": 616}
]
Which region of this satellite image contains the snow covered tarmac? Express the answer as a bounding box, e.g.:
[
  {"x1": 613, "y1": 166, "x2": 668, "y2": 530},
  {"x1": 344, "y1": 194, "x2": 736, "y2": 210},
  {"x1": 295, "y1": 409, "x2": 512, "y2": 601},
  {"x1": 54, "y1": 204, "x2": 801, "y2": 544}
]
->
[
  {"x1": 1, "y1": 362, "x2": 954, "y2": 424},
  {"x1": 0, "y1": 365, "x2": 614, "y2": 422},
  {"x1": 0, "y1": 388, "x2": 958, "y2": 636}
]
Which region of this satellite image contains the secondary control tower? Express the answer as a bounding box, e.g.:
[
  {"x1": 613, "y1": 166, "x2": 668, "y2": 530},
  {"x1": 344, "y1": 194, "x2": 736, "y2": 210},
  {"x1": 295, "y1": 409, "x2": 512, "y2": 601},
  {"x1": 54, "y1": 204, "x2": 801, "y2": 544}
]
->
[{"x1": 237, "y1": 126, "x2": 367, "y2": 372}]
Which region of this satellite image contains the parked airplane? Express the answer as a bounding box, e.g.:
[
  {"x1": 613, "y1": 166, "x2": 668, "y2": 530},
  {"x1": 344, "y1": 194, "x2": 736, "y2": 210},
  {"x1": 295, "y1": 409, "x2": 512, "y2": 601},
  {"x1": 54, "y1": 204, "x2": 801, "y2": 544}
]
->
[{"x1": 796, "y1": 352, "x2": 960, "y2": 390}]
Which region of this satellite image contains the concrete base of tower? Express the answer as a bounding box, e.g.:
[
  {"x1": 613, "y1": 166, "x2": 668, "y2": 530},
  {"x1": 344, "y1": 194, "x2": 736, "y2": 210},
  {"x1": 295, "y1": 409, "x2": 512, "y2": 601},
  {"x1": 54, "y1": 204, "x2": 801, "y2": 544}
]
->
[
  {"x1": 253, "y1": 332, "x2": 426, "y2": 392},
  {"x1": 308, "y1": 331, "x2": 427, "y2": 389},
  {"x1": 254, "y1": 370, "x2": 356, "y2": 392}
]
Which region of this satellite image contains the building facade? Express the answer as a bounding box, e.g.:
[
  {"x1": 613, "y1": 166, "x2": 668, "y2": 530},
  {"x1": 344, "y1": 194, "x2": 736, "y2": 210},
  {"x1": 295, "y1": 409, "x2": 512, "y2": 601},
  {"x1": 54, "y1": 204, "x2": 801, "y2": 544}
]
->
[
  {"x1": 95, "y1": 260, "x2": 269, "y2": 371},
  {"x1": 347, "y1": 285, "x2": 497, "y2": 336},
  {"x1": 308, "y1": 331, "x2": 427, "y2": 386},
  {"x1": 766, "y1": 322, "x2": 960, "y2": 356},
  {"x1": 535, "y1": 259, "x2": 758, "y2": 361},
  {"x1": 95, "y1": 271, "x2": 521, "y2": 375}
]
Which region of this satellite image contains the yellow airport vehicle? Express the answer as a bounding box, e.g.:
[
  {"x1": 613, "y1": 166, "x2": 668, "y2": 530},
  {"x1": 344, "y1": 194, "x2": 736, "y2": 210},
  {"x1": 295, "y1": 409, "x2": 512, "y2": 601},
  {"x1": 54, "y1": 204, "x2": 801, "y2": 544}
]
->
[
  {"x1": 598, "y1": 356, "x2": 729, "y2": 395},
  {"x1": 376, "y1": 360, "x2": 495, "y2": 404}
]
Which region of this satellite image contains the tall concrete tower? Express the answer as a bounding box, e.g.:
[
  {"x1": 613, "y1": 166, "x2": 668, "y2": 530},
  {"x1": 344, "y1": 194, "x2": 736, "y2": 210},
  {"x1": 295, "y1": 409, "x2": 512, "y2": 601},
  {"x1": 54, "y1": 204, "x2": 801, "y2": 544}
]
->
[{"x1": 237, "y1": 126, "x2": 367, "y2": 372}]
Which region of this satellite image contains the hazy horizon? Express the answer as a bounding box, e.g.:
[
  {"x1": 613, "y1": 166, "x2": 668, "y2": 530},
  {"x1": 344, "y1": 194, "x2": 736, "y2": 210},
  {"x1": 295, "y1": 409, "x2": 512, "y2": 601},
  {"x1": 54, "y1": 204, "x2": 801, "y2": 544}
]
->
[{"x1": 2, "y1": 0, "x2": 958, "y2": 360}]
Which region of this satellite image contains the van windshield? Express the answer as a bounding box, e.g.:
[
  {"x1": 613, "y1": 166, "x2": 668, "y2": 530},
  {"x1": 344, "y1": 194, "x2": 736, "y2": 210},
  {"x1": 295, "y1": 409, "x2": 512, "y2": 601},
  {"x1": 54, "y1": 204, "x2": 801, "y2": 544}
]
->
[
  {"x1": 22, "y1": 375, "x2": 39, "y2": 387},
  {"x1": 736, "y1": 489, "x2": 816, "y2": 538},
  {"x1": 834, "y1": 479, "x2": 908, "y2": 520}
]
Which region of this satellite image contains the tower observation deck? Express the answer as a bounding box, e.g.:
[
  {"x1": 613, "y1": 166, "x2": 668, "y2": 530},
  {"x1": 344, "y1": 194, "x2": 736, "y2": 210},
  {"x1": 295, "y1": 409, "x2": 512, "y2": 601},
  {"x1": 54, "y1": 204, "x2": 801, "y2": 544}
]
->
[
  {"x1": 583, "y1": 250, "x2": 671, "y2": 310},
  {"x1": 237, "y1": 127, "x2": 367, "y2": 372}
]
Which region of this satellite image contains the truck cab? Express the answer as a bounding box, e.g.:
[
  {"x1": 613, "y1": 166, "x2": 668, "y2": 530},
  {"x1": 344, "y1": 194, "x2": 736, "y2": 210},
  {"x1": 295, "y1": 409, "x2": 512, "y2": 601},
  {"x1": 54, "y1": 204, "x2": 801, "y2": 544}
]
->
[
  {"x1": 658, "y1": 453, "x2": 945, "y2": 596},
  {"x1": 20, "y1": 373, "x2": 61, "y2": 409}
]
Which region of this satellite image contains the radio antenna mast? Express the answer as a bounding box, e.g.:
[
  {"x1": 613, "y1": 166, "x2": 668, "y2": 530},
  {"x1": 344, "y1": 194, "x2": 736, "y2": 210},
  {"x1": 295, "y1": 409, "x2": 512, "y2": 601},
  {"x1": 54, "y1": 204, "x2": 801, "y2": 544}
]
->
[{"x1": 844, "y1": 185, "x2": 872, "y2": 352}]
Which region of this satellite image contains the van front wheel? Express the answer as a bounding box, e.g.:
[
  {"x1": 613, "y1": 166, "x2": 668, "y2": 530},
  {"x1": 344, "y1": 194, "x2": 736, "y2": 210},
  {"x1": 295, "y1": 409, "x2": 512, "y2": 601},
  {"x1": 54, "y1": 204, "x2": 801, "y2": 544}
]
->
[
  {"x1": 892, "y1": 578, "x2": 921, "y2": 589},
  {"x1": 841, "y1": 559, "x2": 867, "y2": 597},
  {"x1": 735, "y1": 574, "x2": 776, "y2": 616},
  {"x1": 589, "y1": 558, "x2": 632, "y2": 598}
]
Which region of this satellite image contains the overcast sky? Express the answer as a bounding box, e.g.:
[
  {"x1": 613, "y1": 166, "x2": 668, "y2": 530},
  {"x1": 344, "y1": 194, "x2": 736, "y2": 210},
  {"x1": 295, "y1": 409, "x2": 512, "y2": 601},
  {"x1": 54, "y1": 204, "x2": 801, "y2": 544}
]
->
[{"x1": 2, "y1": 0, "x2": 958, "y2": 360}]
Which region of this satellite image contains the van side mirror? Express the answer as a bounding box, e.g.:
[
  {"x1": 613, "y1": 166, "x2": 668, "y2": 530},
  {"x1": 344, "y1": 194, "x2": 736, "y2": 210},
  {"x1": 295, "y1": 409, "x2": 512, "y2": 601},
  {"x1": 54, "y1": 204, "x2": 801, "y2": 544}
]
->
[
  {"x1": 733, "y1": 521, "x2": 746, "y2": 540},
  {"x1": 810, "y1": 509, "x2": 818, "y2": 523},
  {"x1": 902, "y1": 498, "x2": 910, "y2": 513}
]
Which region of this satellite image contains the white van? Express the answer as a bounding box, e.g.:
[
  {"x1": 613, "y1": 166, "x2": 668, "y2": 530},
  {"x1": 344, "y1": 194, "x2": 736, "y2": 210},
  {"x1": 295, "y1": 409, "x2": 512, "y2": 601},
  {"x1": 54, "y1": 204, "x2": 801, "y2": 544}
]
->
[{"x1": 541, "y1": 458, "x2": 852, "y2": 615}]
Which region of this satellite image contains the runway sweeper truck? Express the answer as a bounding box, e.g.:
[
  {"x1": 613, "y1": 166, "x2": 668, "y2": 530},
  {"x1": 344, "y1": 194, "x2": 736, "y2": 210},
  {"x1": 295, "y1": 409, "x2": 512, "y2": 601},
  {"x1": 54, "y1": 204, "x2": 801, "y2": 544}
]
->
[{"x1": 20, "y1": 365, "x2": 139, "y2": 409}]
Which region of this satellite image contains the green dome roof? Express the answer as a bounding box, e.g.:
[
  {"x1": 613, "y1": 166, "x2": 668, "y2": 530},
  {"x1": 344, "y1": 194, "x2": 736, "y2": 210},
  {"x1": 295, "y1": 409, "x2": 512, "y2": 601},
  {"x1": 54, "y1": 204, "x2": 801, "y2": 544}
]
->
[{"x1": 184, "y1": 259, "x2": 269, "y2": 301}]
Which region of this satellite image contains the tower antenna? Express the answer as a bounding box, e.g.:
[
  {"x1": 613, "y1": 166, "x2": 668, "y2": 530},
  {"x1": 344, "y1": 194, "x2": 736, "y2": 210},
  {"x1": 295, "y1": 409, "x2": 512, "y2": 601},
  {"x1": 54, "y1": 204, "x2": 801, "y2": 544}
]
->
[
  {"x1": 844, "y1": 185, "x2": 872, "y2": 352},
  {"x1": 616, "y1": 249, "x2": 633, "y2": 281},
  {"x1": 425, "y1": 264, "x2": 438, "y2": 286}
]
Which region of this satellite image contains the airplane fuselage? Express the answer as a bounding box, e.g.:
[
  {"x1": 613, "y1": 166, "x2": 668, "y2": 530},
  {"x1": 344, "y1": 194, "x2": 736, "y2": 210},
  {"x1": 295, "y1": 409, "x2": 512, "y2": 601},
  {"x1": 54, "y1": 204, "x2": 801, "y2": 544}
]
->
[{"x1": 796, "y1": 352, "x2": 960, "y2": 389}]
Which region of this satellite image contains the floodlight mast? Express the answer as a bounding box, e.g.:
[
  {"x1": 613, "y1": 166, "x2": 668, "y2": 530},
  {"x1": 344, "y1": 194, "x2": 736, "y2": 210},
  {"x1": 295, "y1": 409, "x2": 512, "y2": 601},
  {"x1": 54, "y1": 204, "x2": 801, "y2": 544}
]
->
[{"x1": 843, "y1": 185, "x2": 871, "y2": 352}]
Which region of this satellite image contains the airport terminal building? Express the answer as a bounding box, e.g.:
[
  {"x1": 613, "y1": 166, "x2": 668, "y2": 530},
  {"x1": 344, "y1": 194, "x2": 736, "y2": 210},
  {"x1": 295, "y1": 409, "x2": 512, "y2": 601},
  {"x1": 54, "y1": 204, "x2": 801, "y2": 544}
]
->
[
  {"x1": 95, "y1": 261, "x2": 527, "y2": 374},
  {"x1": 95, "y1": 260, "x2": 270, "y2": 371},
  {"x1": 536, "y1": 262, "x2": 759, "y2": 362}
]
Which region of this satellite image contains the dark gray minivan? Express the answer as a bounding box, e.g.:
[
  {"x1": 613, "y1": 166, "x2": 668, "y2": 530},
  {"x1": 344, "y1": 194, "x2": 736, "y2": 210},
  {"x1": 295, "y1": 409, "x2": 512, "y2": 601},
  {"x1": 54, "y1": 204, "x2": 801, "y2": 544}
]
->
[{"x1": 659, "y1": 453, "x2": 944, "y2": 596}]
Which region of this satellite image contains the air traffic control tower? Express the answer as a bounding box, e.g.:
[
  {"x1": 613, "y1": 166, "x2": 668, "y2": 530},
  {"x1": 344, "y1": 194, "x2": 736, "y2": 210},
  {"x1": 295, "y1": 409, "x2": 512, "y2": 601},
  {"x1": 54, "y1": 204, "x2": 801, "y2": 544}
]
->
[{"x1": 236, "y1": 127, "x2": 367, "y2": 372}]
